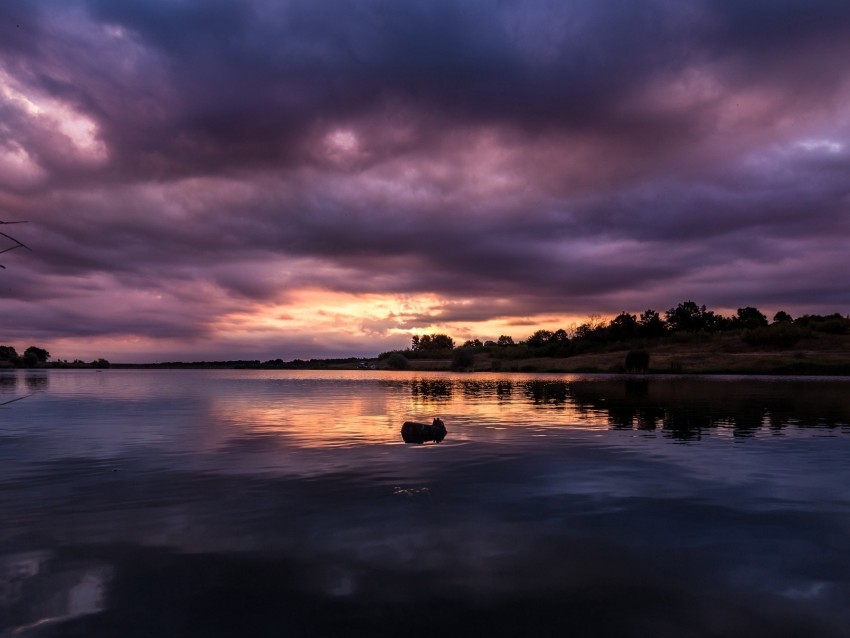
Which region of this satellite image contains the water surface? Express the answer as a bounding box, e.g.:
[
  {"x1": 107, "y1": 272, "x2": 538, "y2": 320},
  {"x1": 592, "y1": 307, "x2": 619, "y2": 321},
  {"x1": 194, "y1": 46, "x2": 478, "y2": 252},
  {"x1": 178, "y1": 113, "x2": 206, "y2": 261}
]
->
[{"x1": 2, "y1": 370, "x2": 850, "y2": 636}]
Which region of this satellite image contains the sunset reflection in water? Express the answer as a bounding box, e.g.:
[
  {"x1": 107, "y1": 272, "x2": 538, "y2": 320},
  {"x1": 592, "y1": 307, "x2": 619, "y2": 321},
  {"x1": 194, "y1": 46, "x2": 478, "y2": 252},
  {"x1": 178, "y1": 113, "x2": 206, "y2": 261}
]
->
[
  {"x1": 206, "y1": 370, "x2": 616, "y2": 448},
  {"x1": 2, "y1": 370, "x2": 850, "y2": 637}
]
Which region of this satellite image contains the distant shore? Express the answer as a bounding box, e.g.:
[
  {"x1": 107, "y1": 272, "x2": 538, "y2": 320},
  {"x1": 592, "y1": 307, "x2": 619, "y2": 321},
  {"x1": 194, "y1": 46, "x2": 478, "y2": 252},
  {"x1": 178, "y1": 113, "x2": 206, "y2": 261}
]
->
[
  {"x1": 7, "y1": 307, "x2": 849, "y2": 376},
  {"x1": 102, "y1": 332, "x2": 850, "y2": 376}
]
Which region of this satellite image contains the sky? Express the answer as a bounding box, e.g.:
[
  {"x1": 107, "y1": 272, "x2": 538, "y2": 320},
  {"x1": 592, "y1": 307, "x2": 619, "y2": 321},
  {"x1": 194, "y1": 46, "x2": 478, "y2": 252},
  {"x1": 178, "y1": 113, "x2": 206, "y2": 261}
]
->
[{"x1": 1, "y1": 0, "x2": 849, "y2": 363}]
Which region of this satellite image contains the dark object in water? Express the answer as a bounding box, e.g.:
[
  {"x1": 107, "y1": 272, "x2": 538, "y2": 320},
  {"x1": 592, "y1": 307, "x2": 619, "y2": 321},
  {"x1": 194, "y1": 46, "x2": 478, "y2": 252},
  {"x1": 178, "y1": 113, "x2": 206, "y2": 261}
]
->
[{"x1": 401, "y1": 418, "x2": 447, "y2": 444}]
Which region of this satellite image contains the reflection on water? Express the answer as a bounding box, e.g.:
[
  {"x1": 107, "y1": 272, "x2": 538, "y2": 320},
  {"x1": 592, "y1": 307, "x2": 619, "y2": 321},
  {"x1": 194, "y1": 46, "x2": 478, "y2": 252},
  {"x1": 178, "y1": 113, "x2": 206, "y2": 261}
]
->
[
  {"x1": 24, "y1": 374, "x2": 49, "y2": 393},
  {"x1": 1, "y1": 370, "x2": 850, "y2": 636},
  {"x1": 0, "y1": 372, "x2": 51, "y2": 395},
  {"x1": 0, "y1": 374, "x2": 17, "y2": 391},
  {"x1": 571, "y1": 377, "x2": 850, "y2": 433},
  {"x1": 410, "y1": 378, "x2": 453, "y2": 401},
  {"x1": 0, "y1": 551, "x2": 111, "y2": 634}
]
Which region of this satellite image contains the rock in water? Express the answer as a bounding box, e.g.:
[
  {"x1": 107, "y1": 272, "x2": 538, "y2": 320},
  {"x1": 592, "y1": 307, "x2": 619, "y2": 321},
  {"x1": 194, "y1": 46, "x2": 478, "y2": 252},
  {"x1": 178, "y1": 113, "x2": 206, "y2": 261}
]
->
[{"x1": 401, "y1": 417, "x2": 447, "y2": 444}]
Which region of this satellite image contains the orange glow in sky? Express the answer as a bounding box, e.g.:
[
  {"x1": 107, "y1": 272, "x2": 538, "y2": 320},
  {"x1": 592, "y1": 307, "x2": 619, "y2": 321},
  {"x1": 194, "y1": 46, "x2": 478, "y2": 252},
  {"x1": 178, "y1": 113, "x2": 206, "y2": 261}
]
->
[{"x1": 209, "y1": 288, "x2": 595, "y2": 352}]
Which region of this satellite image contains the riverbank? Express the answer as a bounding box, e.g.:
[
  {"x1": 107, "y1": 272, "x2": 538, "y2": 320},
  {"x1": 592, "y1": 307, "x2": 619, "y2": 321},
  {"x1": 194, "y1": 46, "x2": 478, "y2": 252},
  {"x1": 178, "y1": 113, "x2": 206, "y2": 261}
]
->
[{"x1": 391, "y1": 332, "x2": 850, "y2": 375}]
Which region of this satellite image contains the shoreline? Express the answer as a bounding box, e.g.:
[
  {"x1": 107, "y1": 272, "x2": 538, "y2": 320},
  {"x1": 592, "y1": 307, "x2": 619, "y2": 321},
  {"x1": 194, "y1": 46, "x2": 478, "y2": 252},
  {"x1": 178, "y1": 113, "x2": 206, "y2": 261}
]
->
[
  {"x1": 6, "y1": 333, "x2": 849, "y2": 376},
  {"x1": 106, "y1": 349, "x2": 850, "y2": 376}
]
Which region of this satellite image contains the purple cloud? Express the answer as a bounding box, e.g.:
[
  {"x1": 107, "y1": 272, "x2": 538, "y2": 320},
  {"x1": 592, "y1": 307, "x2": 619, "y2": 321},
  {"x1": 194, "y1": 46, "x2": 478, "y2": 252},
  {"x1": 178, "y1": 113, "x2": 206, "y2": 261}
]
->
[{"x1": 1, "y1": 0, "x2": 849, "y2": 361}]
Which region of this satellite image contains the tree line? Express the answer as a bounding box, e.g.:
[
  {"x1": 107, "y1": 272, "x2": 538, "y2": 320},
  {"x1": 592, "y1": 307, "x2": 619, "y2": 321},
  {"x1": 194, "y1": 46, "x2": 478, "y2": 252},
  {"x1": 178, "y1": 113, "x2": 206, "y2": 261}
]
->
[
  {"x1": 381, "y1": 301, "x2": 849, "y2": 368},
  {"x1": 0, "y1": 345, "x2": 110, "y2": 368}
]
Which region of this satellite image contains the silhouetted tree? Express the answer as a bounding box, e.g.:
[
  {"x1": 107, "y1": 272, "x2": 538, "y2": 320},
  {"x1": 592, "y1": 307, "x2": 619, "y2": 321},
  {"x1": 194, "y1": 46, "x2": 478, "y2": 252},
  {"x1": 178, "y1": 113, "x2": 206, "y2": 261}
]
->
[
  {"x1": 639, "y1": 309, "x2": 666, "y2": 338},
  {"x1": 734, "y1": 307, "x2": 769, "y2": 329},
  {"x1": 609, "y1": 312, "x2": 639, "y2": 341},
  {"x1": 573, "y1": 323, "x2": 593, "y2": 340},
  {"x1": 0, "y1": 345, "x2": 19, "y2": 364},
  {"x1": 496, "y1": 335, "x2": 514, "y2": 347},
  {"x1": 526, "y1": 330, "x2": 554, "y2": 348},
  {"x1": 665, "y1": 301, "x2": 717, "y2": 332},
  {"x1": 773, "y1": 311, "x2": 793, "y2": 323},
  {"x1": 462, "y1": 339, "x2": 483, "y2": 348},
  {"x1": 431, "y1": 334, "x2": 454, "y2": 350},
  {"x1": 713, "y1": 314, "x2": 735, "y2": 331},
  {"x1": 412, "y1": 334, "x2": 454, "y2": 351},
  {"x1": 23, "y1": 346, "x2": 50, "y2": 367}
]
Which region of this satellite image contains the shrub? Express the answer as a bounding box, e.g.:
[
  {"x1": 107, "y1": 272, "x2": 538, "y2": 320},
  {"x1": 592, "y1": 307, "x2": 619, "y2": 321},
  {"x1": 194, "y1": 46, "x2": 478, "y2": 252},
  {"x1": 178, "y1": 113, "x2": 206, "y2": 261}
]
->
[
  {"x1": 451, "y1": 347, "x2": 475, "y2": 371},
  {"x1": 624, "y1": 350, "x2": 650, "y2": 373},
  {"x1": 385, "y1": 352, "x2": 411, "y2": 370},
  {"x1": 814, "y1": 319, "x2": 849, "y2": 335},
  {"x1": 742, "y1": 325, "x2": 808, "y2": 348},
  {"x1": 671, "y1": 331, "x2": 711, "y2": 344}
]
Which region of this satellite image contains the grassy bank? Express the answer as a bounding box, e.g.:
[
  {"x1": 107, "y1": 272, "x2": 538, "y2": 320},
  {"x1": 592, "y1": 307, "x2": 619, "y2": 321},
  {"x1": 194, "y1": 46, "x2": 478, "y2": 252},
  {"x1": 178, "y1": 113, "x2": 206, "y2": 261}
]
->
[{"x1": 386, "y1": 333, "x2": 850, "y2": 375}]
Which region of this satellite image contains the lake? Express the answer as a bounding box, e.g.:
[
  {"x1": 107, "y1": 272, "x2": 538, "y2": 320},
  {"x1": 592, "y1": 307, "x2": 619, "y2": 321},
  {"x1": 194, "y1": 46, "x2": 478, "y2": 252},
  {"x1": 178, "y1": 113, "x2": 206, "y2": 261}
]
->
[{"x1": 2, "y1": 369, "x2": 850, "y2": 637}]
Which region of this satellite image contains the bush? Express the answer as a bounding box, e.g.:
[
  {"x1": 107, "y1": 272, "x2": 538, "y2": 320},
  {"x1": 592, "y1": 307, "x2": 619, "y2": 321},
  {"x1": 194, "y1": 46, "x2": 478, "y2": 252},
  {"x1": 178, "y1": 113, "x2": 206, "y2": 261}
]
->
[
  {"x1": 671, "y1": 331, "x2": 711, "y2": 344},
  {"x1": 742, "y1": 325, "x2": 808, "y2": 348},
  {"x1": 451, "y1": 347, "x2": 475, "y2": 371},
  {"x1": 814, "y1": 319, "x2": 849, "y2": 335},
  {"x1": 385, "y1": 352, "x2": 411, "y2": 370},
  {"x1": 624, "y1": 350, "x2": 650, "y2": 373}
]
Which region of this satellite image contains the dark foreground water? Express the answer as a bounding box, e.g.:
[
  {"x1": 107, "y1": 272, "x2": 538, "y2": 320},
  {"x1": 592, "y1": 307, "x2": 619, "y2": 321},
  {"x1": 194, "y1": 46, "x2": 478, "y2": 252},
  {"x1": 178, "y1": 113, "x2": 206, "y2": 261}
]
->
[{"x1": 2, "y1": 370, "x2": 850, "y2": 637}]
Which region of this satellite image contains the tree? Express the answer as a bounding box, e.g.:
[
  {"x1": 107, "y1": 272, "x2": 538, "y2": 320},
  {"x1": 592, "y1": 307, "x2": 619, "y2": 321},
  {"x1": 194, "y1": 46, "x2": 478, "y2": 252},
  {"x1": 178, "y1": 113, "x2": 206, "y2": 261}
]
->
[
  {"x1": 526, "y1": 330, "x2": 554, "y2": 348},
  {"x1": 411, "y1": 334, "x2": 430, "y2": 351},
  {"x1": 573, "y1": 323, "x2": 593, "y2": 341},
  {"x1": 608, "y1": 312, "x2": 639, "y2": 341},
  {"x1": 23, "y1": 346, "x2": 50, "y2": 367},
  {"x1": 463, "y1": 339, "x2": 483, "y2": 348},
  {"x1": 430, "y1": 334, "x2": 454, "y2": 350},
  {"x1": 639, "y1": 309, "x2": 666, "y2": 338},
  {"x1": 713, "y1": 314, "x2": 735, "y2": 331},
  {"x1": 0, "y1": 345, "x2": 19, "y2": 363},
  {"x1": 496, "y1": 335, "x2": 514, "y2": 347},
  {"x1": 773, "y1": 311, "x2": 793, "y2": 323},
  {"x1": 412, "y1": 334, "x2": 454, "y2": 351},
  {"x1": 734, "y1": 307, "x2": 768, "y2": 329},
  {"x1": 665, "y1": 301, "x2": 717, "y2": 333}
]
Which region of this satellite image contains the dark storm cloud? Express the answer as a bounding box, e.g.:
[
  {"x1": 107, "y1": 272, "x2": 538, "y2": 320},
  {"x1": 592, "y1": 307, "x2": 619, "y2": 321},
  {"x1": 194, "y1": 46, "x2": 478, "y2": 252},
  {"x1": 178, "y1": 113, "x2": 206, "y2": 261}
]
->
[
  {"x1": 2, "y1": 0, "x2": 850, "y2": 358},
  {"x1": 0, "y1": 1, "x2": 773, "y2": 176}
]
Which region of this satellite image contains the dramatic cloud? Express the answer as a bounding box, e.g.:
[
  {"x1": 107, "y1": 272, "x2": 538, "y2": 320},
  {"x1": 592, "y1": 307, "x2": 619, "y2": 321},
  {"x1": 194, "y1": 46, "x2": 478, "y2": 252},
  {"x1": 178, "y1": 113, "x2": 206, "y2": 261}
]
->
[{"x1": 1, "y1": 0, "x2": 849, "y2": 361}]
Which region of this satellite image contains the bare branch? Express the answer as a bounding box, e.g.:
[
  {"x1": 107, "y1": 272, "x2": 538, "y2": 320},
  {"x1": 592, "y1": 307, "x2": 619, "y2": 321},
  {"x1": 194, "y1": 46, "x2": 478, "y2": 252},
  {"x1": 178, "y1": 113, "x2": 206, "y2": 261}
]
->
[{"x1": 0, "y1": 220, "x2": 31, "y2": 267}]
